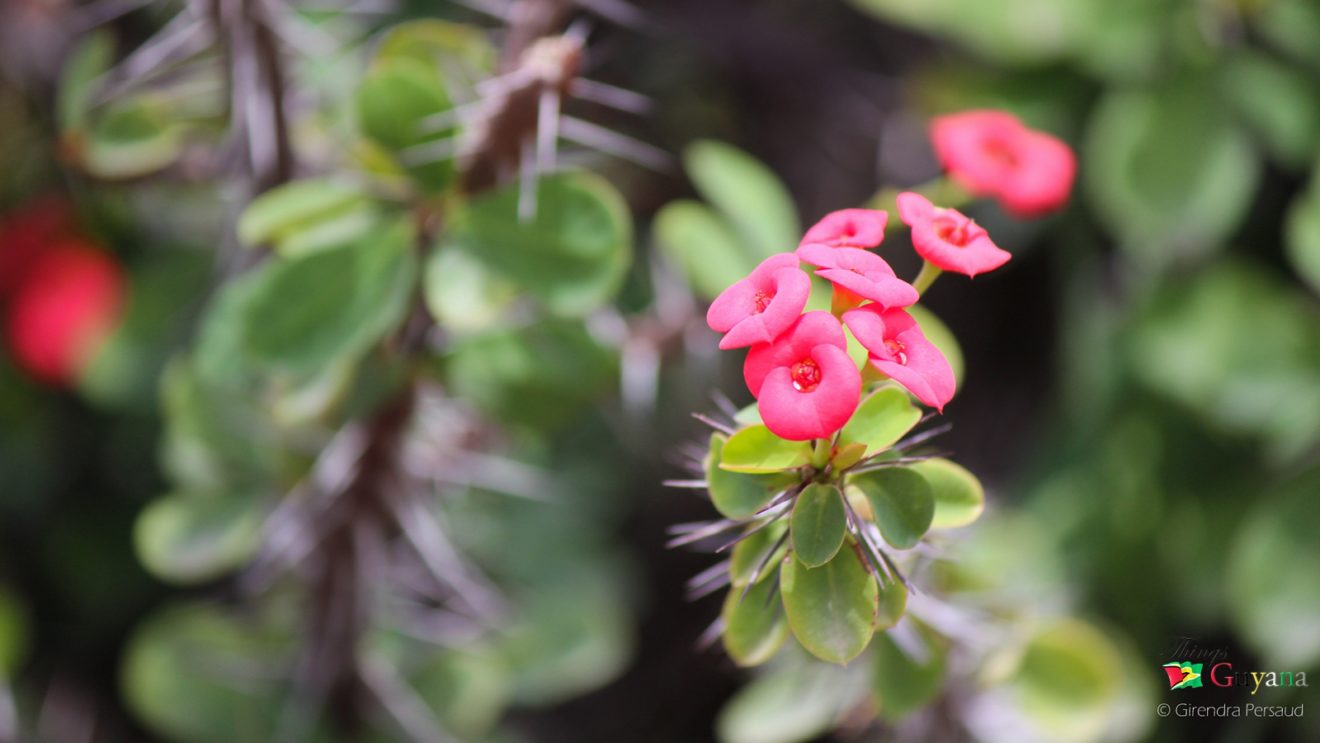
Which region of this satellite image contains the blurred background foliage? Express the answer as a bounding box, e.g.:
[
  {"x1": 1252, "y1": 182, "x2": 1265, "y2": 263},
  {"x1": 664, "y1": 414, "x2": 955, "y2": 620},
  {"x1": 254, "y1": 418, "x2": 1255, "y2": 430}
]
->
[{"x1": 0, "y1": 0, "x2": 1318, "y2": 741}]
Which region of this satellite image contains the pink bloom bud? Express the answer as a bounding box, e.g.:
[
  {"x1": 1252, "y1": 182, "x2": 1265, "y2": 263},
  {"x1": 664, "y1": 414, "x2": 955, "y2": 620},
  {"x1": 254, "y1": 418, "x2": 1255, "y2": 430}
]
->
[
  {"x1": 5, "y1": 242, "x2": 125, "y2": 386},
  {"x1": 706, "y1": 253, "x2": 810, "y2": 350},
  {"x1": 930, "y1": 109, "x2": 1075, "y2": 218},
  {"x1": 798, "y1": 209, "x2": 888, "y2": 249},
  {"x1": 843, "y1": 305, "x2": 955, "y2": 412},
  {"x1": 897, "y1": 192, "x2": 1010, "y2": 278},
  {"x1": 796, "y1": 245, "x2": 918, "y2": 309},
  {"x1": 743, "y1": 312, "x2": 860, "y2": 441}
]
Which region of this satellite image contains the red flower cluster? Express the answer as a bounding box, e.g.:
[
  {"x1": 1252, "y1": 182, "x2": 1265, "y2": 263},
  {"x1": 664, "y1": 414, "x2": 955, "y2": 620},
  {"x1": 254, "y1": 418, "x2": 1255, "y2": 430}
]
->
[
  {"x1": 707, "y1": 210, "x2": 954, "y2": 441},
  {"x1": 930, "y1": 110, "x2": 1075, "y2": 218},
  {"x1": 0, "y1": 197, "x2": 125, "y2": 386},
  {"x1": 703, "y1": 109, "x2": 1074, "y2": 442}
]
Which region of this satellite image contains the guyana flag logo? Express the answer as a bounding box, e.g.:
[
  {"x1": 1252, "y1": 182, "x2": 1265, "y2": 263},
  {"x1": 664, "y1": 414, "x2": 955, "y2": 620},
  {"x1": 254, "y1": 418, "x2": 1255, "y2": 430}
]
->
[{"x1": 1163, "y1": 662, "x2": 1203, "y2": 690}]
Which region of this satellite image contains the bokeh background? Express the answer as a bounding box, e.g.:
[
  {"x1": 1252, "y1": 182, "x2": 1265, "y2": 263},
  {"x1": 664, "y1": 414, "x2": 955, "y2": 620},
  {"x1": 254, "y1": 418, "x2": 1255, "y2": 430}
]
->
[{"x1": 1, "y1": 0, "x2": 1318, "y2": 741}]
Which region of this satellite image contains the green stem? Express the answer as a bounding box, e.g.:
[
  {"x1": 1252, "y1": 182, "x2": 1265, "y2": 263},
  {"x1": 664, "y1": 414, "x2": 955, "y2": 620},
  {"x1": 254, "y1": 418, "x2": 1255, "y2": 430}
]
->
[
  {"x1": 912, "y1": 260, "x2": 943, "y2": 296},
  {"x1": 810, "y1": 439, "x2": 832, "y2": 469}
]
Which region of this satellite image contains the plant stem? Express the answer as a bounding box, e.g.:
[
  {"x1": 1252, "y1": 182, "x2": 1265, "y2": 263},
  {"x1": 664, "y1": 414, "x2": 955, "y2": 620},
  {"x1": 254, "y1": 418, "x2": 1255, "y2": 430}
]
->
[
  {"x1": 912, "y1": 260, "x2": 942, "y2": 296},
  {"x1": 810, "y1": 439, "x2": 831, "y2": 469}
]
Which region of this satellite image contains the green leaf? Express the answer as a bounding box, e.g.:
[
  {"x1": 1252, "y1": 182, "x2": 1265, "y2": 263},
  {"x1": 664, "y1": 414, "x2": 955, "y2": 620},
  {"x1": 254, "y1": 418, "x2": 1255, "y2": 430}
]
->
[
  {"x1": 1285, "y1": 173, "x2": 1320, "y2": 295},
  {"x1": 730, "y1": 521, "x2": 788, "y2": 587},
  {"x1": 830, "y1": 442, "x2": 868, "y2": 471},
  {"x1": 707, "y1": 434, "x2": 794, "y2": 519},
  {"x1": 719, "y1": 425, "x2": 812, "y2": 474},
  {"x1": 1085, "y1": 75, "x2": 1259, "y2": 263},
  {"x1": 1256, "y1": 0, "x2": 1320, "y2": 72},
  {"x1": 239, "y1": 220, "x2": 415, "y2": 376},
  {"x1": 780, "y1": 545, "x2": 878, "y2": 664},
  {"x1": 84, "y1": 96, "x2": 183, "y2": 178},
  {"x1": 839, "y1": 387, "x2": 921, "y2": 455},
  {"x1": 1127, "y1": 262, "x2": 1320, "y2": 459},
  {"x1": 445, "y1": 318, "x2": 617, "y2": 429},
  {"x1": 653, "y1": 200, "x2": 756, "y2": 300},
  {"x1": 453, "y1": 171, "x2": 632, "y2": 316},
  {"x1": 1007, "y1": 619, "x2": 1121, "y2": 740},
  {"x1": 790, "y1": 483, "x2": 847, "y2": 568},
  {"x1": 721, "y1": 579, "x2": 789, "y2": 667},
  {"x1": 423, "y1": 246, "x2": 519, "y2": 333},
  {"x1": 913, "y1": 458, "x2": 985, "y2": 529},
  {"x1": 852, "y1": 467, "x2": 934, "y2": 550},
  {"x1": 374, "y1": 19, "x2": 495, "y2": 82},
  {"x1": 236, "y1": 179, "x2": 374, "y2": 252},
  {"x1": 733, "y1": 402, "x2": 762, "y2": 427},
  {"x1": 875, "y1": 577, "x2": 907, "y2": 630},
  {"x1": 684, "y1": 140, "x2": 799, "y2": 258},
  {"x1": 497, "y1": 577, "x2": 631, "y2": 705},
  {"x1": 58, "y1": 31, "x2": 114, "y2": 133},
  {"x1": 871, "y1": 624, "x2": 946, "y2": 721},
  {"x1": 404, "y1": 646, "x2": 511, "y2": 740},
  {"x1": 1222, "y1": 51, "x2": 1320, "y2": 168},
  {"x1": 1226, "y1": 474, "x2": 1320, "y2": 668},
  {"x1": 134, "y1": 493, "x2": 263, "y2": 585},
  {"x1": 716, "y1": 663, "x2": 867, "y2": 743},
  {"x1": 356, "y1": 58, "x2": 455, "y2": 192},
  {"x1": 122, "y1": 603, "x2": 292, "y2": 743}
]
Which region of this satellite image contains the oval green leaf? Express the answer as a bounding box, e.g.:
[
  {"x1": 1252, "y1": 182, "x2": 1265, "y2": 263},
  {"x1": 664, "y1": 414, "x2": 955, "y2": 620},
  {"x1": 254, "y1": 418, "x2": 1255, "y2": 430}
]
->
[
  {"x1": 790, "y1": 483, "x2": 847, "y2": 568},
  {"x1": 236, "y1": 179, "x2": 371, "y2": 249},
  {"x1": 839, "y1": 387, "x2": 921, "y2": 456},
  {"x1": 719, "y1": 425, "x2": 812, "y2": 474},
  {"x1": 1085, "y1": 75, "x2": 1258, "y2": 262},
  {"x1": 871, "y1": 623, "x2": 946, "y2": 722},
  {"x1": 851, "y1": 467, "x2": 934, "y2": 550},
  {"x1": 912, "y1": 458, "x2": 985, "y2": 529},
  {"x1": 653, "y1": 200, "x2": 756, "y2": 301},
  {"x1": 875, "y1": 577, "x2": 908, "y2": 630},
  {"x1": 134, "y1": 493, "x2": 263, "y2": 585},
  {"x1": 707, "y1": 434, "x2": 794, "y2": 519},
  {"x1": 730, "y1": 521, "x2": 788, "y2": 587},
  {"x1": 780, "y1": 545, "x2": 878, "y2": 664},
  {"x1": 684, "y1": 140, "x2": 799, "y2": 259},
  {"x1": 721, "y1": 578, "x2": 789, "y2": 667},
  {"x1": 239, "y1": 220, "x2": 415, "y2": 377},
  {"x1": 452, "y1": 171, "x2": 632, "y2": 316},
  {"x1": 356, "y1": 58, "x2": 455, "y2": 191}
]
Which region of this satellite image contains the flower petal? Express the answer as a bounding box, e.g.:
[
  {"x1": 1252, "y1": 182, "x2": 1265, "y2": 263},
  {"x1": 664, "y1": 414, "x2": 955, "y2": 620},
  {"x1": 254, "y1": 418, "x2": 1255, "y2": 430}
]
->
[
  {"x1": 799, "y1": 209, "x2": 888, "y2": 249},
  {"x1": 743, "y1": 311, "x2": 847, "y2": 397},
  {"x1": 759, "y1": 344, "x2": 862, "y2": 441},
  {"x1": 998, "y1": 131, "x2": 1076, "y2": 218},
  {"x1": 717, "y1": 266, "x2": 811, "y2": 349},
  {"x1": 897, "y1": 193, "x2": 1011, "y2": 278},
  {"x1": 812, "y1": 248, "x2": 917, "y2": 308},
  {"x1": 896, "y1": 191, "x2": 935, "y2": 227},
  {"x1": 843, "y1": 306, "x2": 955, "y2": 411}
]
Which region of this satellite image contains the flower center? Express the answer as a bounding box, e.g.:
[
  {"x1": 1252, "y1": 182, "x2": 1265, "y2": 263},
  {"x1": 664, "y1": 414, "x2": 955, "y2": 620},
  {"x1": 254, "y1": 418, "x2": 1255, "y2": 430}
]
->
[
  {"x1": 933, "y1": 214, "x2": 972, "y2": 247},
  {"x1": 983, "y1": 138, "x2": 1019, "y2": 168},
  {"x1": 753, "y1": 290, "x2": 774, "y2": 313},
  {"x1": 790, "y1": 359, "x2": 821, "y2": 392},
  {"x1": 884, "y1": 339, "x2": 908, "y2": 365}
]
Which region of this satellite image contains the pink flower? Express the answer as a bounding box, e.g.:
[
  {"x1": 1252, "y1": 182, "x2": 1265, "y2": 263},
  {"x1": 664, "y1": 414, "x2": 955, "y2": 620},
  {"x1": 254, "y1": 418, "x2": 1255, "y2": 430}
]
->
[
  {"x1": 796, "y1": 245, "x2": 918, "y2": 309},
  {"x1": 743, "y1": 312, "x2": 861, "y2": 441},
  {"x1": 930, "y1": 110, "x2": 1075, "y2": 218},
  {"x1": 897, "y1": 192, "x2": 1010, "y2": 278},
  {"x1": 798, "y1": 209, "x2": 888, "y2": 249},
  {"x1": 843, "y1": 305, "x2": 955, "y2": 412},
  {"x1": 5, "y1": 242, "x2": 125, "y2": 386},
  {"x1": 706, "y1": 253, "x2": 811, "y2": 350}
]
